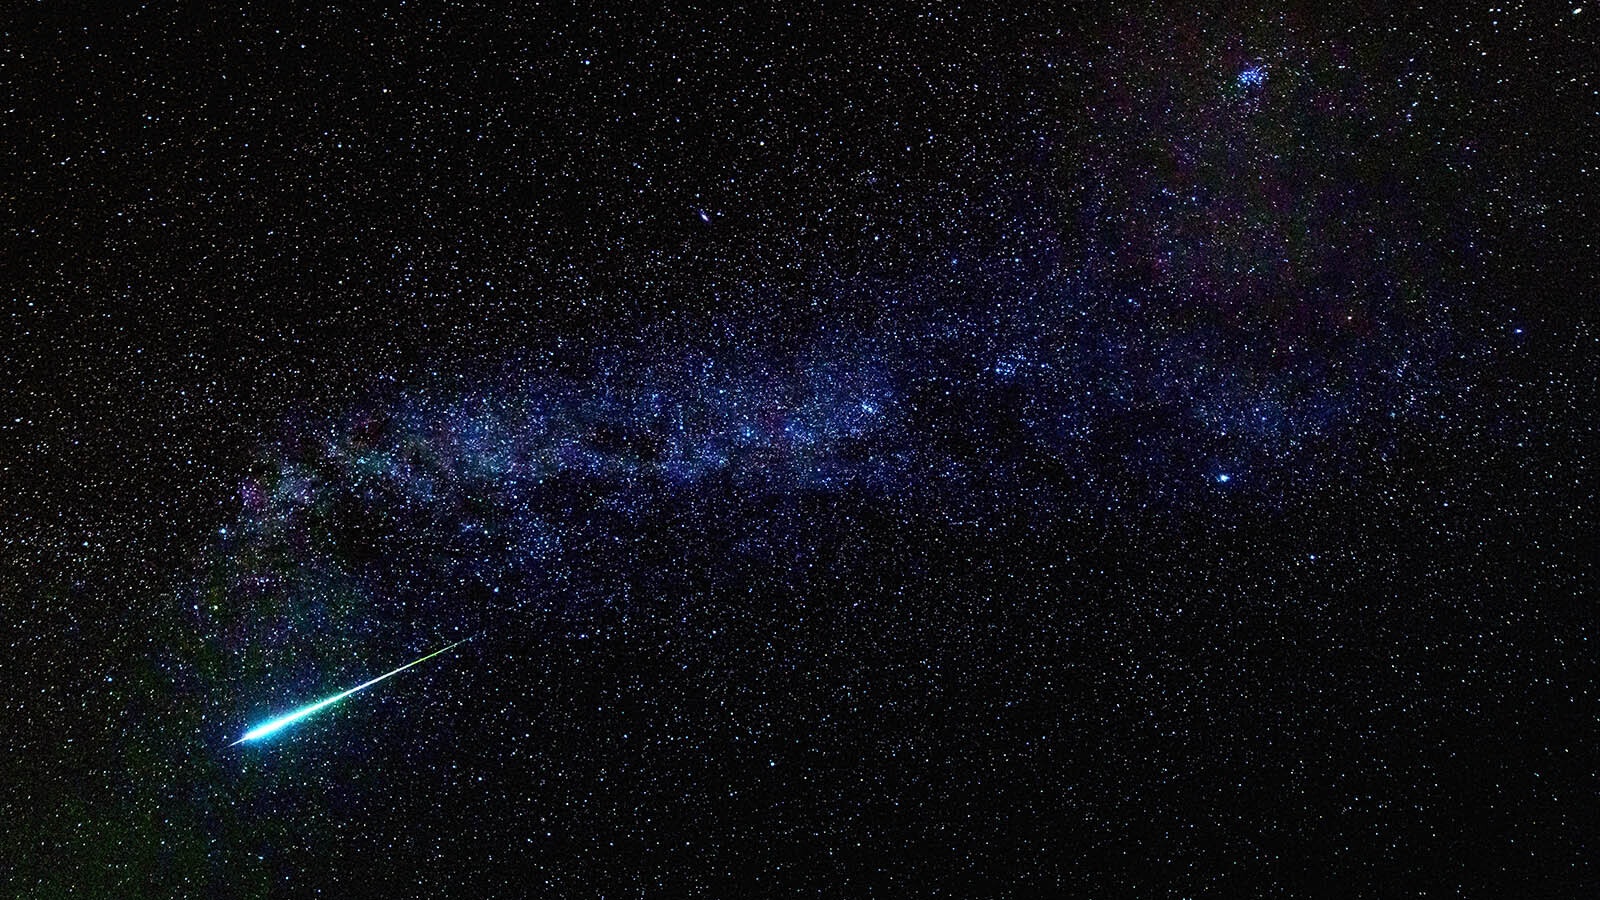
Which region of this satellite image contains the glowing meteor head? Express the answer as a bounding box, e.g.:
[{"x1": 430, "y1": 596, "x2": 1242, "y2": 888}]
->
[{"x1": 229, "y1": 695, "x2": 340, "y2": 745}]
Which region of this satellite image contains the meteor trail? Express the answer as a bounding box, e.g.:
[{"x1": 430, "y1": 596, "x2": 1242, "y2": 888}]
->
[{"x1": 229, "y1": 638, "x2": 469, "y2": 746}]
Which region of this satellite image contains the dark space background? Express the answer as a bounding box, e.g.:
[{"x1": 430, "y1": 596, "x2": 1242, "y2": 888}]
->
[{"x1": 4, "y1": 3, "x2": 1596, "y2": 896}]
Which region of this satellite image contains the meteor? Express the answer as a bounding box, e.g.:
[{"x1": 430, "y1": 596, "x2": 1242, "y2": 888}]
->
[{"x1": 229, "y1": 638, "x2": 470, "y2": 746}]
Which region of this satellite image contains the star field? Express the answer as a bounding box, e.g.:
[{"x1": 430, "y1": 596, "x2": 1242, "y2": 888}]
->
[{"x1": 5, "y1": 4, "x2": 1596, "y2": 896}]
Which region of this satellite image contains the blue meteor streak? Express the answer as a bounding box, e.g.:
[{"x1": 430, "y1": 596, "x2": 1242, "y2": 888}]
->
[{"x1": 230, "y1": 638, "x2": 469, "y2": 746}]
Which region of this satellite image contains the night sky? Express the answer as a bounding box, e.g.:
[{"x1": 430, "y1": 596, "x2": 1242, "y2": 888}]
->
[{"x1": 5, "y1": 3, "x2": 1597, "y2": 896}]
